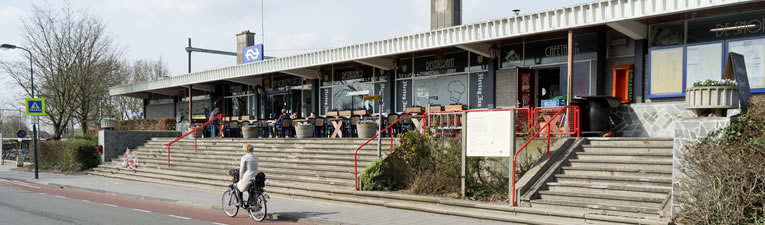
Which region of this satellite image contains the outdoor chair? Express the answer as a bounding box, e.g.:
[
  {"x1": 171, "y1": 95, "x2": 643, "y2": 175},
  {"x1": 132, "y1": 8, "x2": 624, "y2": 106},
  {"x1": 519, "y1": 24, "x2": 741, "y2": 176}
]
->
[
  {"x1": 279, "y1": 118, "x2": 293, "y2": 138},
  {"x1": 348, "y1": 116, "x2": 360, "y2": 138},
  {"x1": 387, "y1": 114, "x2": 400, "y2": 137},
  {"x1": 312, "y1": 117, "x2": 325, "y2": 137},
  {"x1": 401, "y1": 115, "x2": 413, "y2": 133}
]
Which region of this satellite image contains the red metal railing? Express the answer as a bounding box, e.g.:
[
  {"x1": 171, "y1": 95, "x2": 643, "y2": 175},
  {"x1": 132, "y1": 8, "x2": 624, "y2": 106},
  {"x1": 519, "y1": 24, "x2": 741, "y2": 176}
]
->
[
  {"x1": 533, "y1": 106, "x2": 580, "y2": 137},
  {"x1": 161, "y1": 114, "x2": 224, "y2": 168},
  {"x1": 511, "y1": 106, "x2": 579, "y2": 206},
  {"x1": 354, "y1": 112, "x2": 424, "y2": 190}
]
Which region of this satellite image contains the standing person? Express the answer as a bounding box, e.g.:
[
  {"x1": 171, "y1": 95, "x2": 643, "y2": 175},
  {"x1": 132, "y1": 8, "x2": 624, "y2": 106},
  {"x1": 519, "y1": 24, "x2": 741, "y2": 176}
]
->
[
  {"x1": 236, "y1": 144, "x2": 259, "y2": 206},
  {"x1": 268, "y1": 109, "x2": 289, "y2": 138},
  {"x1": 209, "y1": 105, "x2": 220, "y2": 138}
]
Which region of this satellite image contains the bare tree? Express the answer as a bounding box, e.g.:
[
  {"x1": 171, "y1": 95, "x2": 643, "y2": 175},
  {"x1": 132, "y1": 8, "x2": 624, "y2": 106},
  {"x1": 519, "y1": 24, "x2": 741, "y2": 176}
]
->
[
  {"x1": 100, "y1": 58, "x2": 169, "y2": 120},
  {"x1": 0, "y1": 4, "x2": 119, "y2": 139}
]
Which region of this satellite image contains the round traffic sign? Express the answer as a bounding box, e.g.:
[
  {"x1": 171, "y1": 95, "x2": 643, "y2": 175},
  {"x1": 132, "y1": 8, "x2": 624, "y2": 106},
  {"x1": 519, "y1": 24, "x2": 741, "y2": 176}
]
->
[{"x1": 16, "y1": 129, "x2": 26, "y2": 138}]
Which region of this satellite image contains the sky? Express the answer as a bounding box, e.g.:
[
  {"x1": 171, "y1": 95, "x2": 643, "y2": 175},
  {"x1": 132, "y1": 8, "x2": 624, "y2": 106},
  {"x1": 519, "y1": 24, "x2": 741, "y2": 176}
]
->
[{"x1": 0, "y1": 0, "x2": 593, "y2": 131}]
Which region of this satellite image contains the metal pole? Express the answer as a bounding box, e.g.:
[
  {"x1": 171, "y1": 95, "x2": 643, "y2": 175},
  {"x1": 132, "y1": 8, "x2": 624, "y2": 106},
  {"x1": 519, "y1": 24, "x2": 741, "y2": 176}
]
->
[
  {"x1": 377, "y1": 100, "x2": 382, "y2": 158},
  {"x1": 460, "y1": 111, "x2": 467, "y2": 198},
  {"x1": 508, "y1": 109, "x2": 516, "y2": 205},
  {"x1": 188, "y1": 38, "x2": 192, "y2": 74},
  {"x1": 19, "y1": 47, "x2": 39, "y2": 179}
]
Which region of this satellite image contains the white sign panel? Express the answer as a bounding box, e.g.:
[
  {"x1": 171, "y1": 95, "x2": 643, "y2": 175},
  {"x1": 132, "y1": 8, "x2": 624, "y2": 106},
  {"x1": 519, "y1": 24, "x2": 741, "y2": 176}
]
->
[{"x1": 466, "y1": 111, "x2": 513, "y2": 157}]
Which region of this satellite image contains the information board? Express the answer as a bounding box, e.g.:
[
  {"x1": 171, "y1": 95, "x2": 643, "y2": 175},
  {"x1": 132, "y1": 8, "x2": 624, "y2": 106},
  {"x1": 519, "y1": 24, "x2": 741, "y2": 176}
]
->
[
  {"x1": 725, "y1": 52, "x2": 752, "y2": 112},
  {"x1": 465, "y1": 111, "x2": 514, "y2": 157}
]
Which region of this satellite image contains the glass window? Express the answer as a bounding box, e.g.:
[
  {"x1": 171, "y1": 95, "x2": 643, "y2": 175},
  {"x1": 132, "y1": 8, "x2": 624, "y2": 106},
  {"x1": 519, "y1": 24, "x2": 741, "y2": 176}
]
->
[
  {"x1": 468, "y1": 52, "x2": 489, "y2": 71},
  {"x1": 649, "y1": 47, "x2": 684, "y2": 97},
  {"x1": 500, "y1": 44, "x2": 523, "y2": 68},
  {"x1": 413, "y1": 74, "x2": 468, "y2": 106},
  {"x1": 686, "y1": 42, "x2": 723, "y2": 87},
  {"x1": 728, "y1": 38, "x2": 765, "y2": 89},
  {"x1": 650, "y1": 21, "x2": 685, "y2": 47}
]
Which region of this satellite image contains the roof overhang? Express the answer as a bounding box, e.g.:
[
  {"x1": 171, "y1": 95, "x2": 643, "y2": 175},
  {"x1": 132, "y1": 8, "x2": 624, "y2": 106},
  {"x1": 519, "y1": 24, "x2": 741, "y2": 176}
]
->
[{"x1": 110, "y1": 0, "x2": 758, "y2": 98}]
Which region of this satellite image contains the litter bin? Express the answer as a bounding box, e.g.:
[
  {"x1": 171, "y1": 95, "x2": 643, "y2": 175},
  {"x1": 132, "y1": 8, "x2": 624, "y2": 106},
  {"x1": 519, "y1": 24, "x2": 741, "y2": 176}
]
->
[{"x1": 573, "y1": 96, "x2": 622, "y2": 134}]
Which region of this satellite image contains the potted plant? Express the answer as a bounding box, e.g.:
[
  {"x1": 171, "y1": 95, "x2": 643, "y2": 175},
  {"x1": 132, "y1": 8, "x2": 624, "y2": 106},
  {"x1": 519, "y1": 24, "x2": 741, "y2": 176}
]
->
[
  {"x1": 356, "y1": 120, "x2": 377, "y2": 138},
  {"x1": 101, "y1": 117, "x2": 117, "y2": 129},
  {"x1": 242, "y1": 124, "x2": 259, "y2": 139},
  {"x1": 295, "y1": 122, "x2": 314, "y2": 138},
  {"x1": 686, "y1": 79, "x2": 739, "y2": 109}
]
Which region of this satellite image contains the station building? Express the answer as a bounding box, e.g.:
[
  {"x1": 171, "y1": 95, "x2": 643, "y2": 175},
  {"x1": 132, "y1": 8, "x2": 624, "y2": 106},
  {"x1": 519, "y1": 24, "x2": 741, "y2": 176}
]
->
[{"x1": 110, "y1": 0, "x2": 765, "y2": 137}]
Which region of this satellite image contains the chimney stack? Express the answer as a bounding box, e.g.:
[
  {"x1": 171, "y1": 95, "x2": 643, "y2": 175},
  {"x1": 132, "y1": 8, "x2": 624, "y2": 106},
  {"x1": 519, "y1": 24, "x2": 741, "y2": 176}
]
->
[
  {"x1": 236, "y1": 30, "x2": 256, "y2": 64},
  {"x1": 431, "y1": 0, "x2": 461, "y2": 30}
]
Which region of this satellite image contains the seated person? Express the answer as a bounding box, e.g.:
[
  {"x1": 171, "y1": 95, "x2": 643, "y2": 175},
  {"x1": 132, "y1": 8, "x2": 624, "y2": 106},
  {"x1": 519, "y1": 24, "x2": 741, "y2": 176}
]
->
[{"x1": 268, "y1": 109, "x2": 290, "y2": 137}]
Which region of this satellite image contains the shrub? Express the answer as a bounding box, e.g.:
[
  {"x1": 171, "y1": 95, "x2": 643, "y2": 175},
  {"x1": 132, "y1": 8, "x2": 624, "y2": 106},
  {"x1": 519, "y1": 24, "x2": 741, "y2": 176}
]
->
[
  {"x1": 31, "y1": 136, "x2": 98, "y2": 171},
  {"x1": 677, "y1": 96, "x2": 765, "y2": 224},
  {"x1": 359, "y1": 158, "x2": 406, "y2": 191}
]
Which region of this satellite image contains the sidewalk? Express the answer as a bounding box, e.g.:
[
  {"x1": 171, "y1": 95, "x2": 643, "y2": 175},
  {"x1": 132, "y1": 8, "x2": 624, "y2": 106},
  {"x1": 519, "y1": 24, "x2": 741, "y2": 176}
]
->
[{"x1": 0, "y1": 162, "x2": 511, "y2": 225}]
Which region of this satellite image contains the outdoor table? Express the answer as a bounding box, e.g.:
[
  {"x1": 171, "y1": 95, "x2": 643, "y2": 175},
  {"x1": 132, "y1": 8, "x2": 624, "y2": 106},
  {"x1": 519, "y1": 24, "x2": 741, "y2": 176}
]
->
[
  {"x1": 327, "y1": 117, "x2": 348, "y2": 138},
  {"x1": 293, "y1": 118, "x2": 310, "y2": 123}
]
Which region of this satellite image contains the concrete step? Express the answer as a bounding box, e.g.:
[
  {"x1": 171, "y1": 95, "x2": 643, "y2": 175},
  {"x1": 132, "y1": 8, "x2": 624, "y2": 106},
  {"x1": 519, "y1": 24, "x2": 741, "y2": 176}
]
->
[
  {"x1": 136, "y1": 146, "x2": 383, "y2": 157},
  {"x1": 559, "y1": 167, "x2": 671, "y2": 179},
  {"x1": 538, "y1": 191, "x2": 664, "y2": 208},
  {"x1": 572, "y1": 152, "x2": 672, "y2": 161},
  {"x1": 580, "y1": 145, "x2": 672, "y2": 154},
  {"x1": 546, "y1": 183, "x2": 671, "y2": 199},
  {"x1": 94, "y1": 165, "x2": 352, "y2": 187},
  {"x1": 554, "y1": 174, "x2": 671, "y2": 187},
  {"x1": 131, "y1": 150, "x2": 381, "y2": 162},
  {"x1": 530, "y1": 199, "x2": 661, "y2": 219},
  {"x1": 114, "y1": 157, "x2": 371, "y2": 174},
  {"x1": 567, "y1": 159, "x2": 672, "y2": 171},
  {"x1": 149, "y1": 138, "x2": 396, "y2": 146},
  {"x1": 117, "y1": 153, "x2": 373, "y2": 168},
  {"x1": 585, "y1": 138, "x2": 673, "y2": 147},
  {"x1": 144, "y1": 142, "x2": 393, "y2": 151},
  {"x1": 102, "y1": 160, "x2": 356, "y2": 182},
  {"x1": 88, "y1": 170, "x2": 668, "y2": 225}
]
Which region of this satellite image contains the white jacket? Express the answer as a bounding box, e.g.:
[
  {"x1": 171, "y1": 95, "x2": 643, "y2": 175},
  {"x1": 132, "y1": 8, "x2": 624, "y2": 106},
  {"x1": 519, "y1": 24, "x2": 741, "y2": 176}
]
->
[{"x1": 237, "y1": 152, "x2": 259, "y2": 192}]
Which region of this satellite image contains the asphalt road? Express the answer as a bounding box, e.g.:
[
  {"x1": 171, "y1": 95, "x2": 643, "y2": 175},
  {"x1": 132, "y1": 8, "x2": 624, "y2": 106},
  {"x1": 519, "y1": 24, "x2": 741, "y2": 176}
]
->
[{"x1": 0, "y1": 178, "x2": 299, "y2": 225}]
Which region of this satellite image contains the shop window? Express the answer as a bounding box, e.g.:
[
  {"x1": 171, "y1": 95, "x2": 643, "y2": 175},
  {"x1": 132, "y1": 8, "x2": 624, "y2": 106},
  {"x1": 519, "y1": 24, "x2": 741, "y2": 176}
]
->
[
  {"x1": 728, "y1": 37, "x2": 765, "y2": 90},
  {"x1": 686, "y1": 42, "x2": 724, "y2": 88},
  {"x1": 413, "y1": 74, "x2": 468, "y2": 107},
  {"x1": 649, "y1": 47, "x2": 684, "y2": 97},
  {"x1": 650, "y1": 22, "x2": 685, "y2": 47}
]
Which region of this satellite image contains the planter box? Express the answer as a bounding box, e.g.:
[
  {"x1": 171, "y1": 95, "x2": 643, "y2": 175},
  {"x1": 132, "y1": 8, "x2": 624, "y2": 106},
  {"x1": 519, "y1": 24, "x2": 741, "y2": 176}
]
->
[
  {"x1": 241, "y1": 127, "x2": 258, "y2": 138},
  {"x1": 339, "y1": 110, "x2": 353, "y2": 117},
  {"x1": 445, "y1": 104, "x2": 467, "y2": 111},
  {"x1": 406, "y1": 107, "x2": 424, "y2": 113},
  {"x1": 357, "y1": 123, "x2": 377, "y2": 139},
  {"x1": 429, "y1": 106, "x2": 444, "y2": 112},
  {"x1": 686, "y1": 86, "x2": 739, "y2": 109},
  {"x1": 101, "y1": 119, "x2": 117, "y2": 129},
  {"x1": 352, "y1": 109, "x2": 369, "y2": 116},
  {"x1": 327, "y1": 111, "x2": 339, "y2": 117},
  {"x1": 295, "y1": 125, "x2": 314, "y2": 138}
]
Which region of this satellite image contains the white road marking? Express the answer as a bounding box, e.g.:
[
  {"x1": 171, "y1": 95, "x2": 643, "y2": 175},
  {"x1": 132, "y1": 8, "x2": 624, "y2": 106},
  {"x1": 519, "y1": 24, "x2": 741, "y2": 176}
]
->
[
  {"x1": 212, "y1": 223, "x2": 228, "y2": 225},
  {"x1": 6, "y1": 180, "x2": 41, "y2": 189},
  {"x1": 81, "y1": 200, "x2": 90, "y2": 203},
  {"x1": 168, "y1": 215, "x2": 190, "y2": 220},
  {"x1": 103, "y1": 203, "x2": 118, "y2": 207},
  {"x1": 132, "y1": 209, "x2": 151, "y2": 213},
  {"x1": 55, "y1": 195, "x2": 66, "y2": 199}
]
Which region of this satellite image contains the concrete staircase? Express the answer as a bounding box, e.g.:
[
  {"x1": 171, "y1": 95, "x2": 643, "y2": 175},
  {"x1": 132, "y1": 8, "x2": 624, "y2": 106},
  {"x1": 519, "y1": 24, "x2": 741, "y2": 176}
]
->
[
  {"x1": 529, "y1": 138, "x2": 673, "y2": 221},
  {"x1": 90, "y1": 137, "x2": 670, "y2": 225}
]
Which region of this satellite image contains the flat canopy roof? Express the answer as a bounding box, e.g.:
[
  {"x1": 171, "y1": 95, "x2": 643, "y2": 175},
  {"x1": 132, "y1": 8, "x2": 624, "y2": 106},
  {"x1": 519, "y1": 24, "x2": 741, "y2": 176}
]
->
[{"x1": 110, "y1": 0, "x2": 756, "y2": 98}]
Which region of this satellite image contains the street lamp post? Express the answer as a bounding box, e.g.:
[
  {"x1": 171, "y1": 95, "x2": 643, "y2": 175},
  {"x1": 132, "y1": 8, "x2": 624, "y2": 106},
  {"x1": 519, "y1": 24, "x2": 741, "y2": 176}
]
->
[{"x1": 1, "y1": 43, "x2": 39, "y2": 179}]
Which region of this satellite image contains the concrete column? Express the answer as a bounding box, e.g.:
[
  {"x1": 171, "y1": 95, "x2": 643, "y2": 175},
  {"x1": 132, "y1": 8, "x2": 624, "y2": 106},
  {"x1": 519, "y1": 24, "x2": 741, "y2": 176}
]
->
[
  {"x1": 596, "y1": 30, "x2": 607, "y2": 95},
  {"x1": 430, "y1": 0, "x2": 461, "y2": 30},
  {"x1": 633, "y1": 39, "x2": 646, "y2": 103},
  {"x1": 567, "y1": 30, "x2": 574, "y2": 105},
  {"x1": 236, "y1": 31, "x2": 256, "y2": 64},
  {"x1": 488, "y1": 57, "x2": 497, "y2": 109},
  {"x1": 312, "y1": 79, "x2": 320, "y2": 115},
  {"x1": 142, "y1": 99, "x2": 148, "y2": 119}
]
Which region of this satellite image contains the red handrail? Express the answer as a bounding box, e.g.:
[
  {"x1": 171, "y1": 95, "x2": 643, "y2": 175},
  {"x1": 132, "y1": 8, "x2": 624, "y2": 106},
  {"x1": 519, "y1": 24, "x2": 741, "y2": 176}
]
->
[
  {"x1": 511, "y1": 106, "x2": 578, "y2": 206},
  {"x1": 354, "y1": 112, "x2": 424, "y2": 190},
  {"x1": 161, "y1": 114, "x2": 225, "y2": 168}
]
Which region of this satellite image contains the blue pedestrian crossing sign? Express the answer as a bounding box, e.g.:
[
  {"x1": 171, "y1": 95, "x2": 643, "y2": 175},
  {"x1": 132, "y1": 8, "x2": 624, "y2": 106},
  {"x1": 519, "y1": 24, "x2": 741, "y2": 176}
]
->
[
  {"x1": 242, "y1": 44, "x2": 264, "y2": 63},
  {"x1": 25, "y1": 98, "x2": 45, "y2": 116}
]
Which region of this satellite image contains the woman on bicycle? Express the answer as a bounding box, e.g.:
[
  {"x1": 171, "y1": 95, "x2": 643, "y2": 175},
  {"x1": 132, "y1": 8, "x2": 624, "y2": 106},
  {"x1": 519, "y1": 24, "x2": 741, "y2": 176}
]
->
[{"x1": 237, "y1": 144, "x2": 259, "y2": 206}]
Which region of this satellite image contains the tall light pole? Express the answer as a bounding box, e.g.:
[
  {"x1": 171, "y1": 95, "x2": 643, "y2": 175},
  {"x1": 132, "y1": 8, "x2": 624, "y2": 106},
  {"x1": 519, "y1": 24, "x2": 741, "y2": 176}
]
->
[{"x1": 1, "y1": 43, "x2": 39, "y2": 179}]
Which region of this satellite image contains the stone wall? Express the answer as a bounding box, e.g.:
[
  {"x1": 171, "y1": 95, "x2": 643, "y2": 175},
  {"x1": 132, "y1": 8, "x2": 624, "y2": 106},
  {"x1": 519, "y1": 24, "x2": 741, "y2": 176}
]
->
[
  {"x1": 609, "y1": 102, "x2": 696, "y2": 137},
  {"x1": 670, "y1": 117, "x2": 730, "y2": 218},
  {"x1": 98, "y1": 130, "x2": 180, "y2": 164}
]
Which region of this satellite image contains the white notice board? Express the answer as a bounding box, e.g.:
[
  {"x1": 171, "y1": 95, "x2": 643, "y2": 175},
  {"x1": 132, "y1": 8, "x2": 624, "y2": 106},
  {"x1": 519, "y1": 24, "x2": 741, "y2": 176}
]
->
[{"x1": 465, "y1": 111, "x2": 513, "y2": 157}]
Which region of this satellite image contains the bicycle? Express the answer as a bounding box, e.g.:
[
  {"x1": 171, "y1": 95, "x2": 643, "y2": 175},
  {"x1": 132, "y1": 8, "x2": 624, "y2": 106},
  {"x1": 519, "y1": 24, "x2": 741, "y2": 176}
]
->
[{"x1": 222, "y1": 169, "x2": 268, "y2": 222}]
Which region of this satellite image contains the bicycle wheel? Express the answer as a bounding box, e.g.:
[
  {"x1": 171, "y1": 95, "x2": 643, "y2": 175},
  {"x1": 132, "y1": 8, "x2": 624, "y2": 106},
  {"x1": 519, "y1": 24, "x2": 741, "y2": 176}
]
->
[
  {"x1": 221, "y1": 189, "x2": 239, "y2": 217},
  {"x1": 247, "y1": 194, "x2": 267, "y2": 222}
]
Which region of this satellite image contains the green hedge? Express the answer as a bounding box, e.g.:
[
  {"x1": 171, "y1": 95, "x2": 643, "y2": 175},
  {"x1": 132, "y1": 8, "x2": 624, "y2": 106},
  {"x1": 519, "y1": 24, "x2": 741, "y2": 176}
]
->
[{"x1": 34, "y1": 136, "x2": 98, "y2": 171}]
